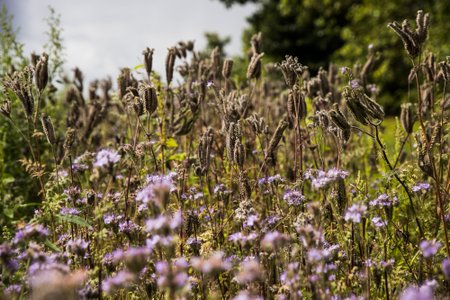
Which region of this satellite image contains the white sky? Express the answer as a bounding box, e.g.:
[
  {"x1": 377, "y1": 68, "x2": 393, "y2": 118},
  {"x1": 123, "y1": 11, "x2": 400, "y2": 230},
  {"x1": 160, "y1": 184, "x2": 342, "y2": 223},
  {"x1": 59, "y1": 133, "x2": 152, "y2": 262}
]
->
[{"x1": 3, "y1": 0, "x2": 256, "y2": 82}]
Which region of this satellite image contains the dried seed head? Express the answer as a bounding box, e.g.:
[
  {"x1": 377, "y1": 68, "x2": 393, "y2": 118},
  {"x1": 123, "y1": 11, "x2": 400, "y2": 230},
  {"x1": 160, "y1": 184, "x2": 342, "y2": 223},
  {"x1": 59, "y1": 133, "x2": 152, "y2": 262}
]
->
[
  {"x1": 0, "y1": 100, "x2": 11, "y2": 118},
  {"x1": 139, "y1": 83, "x2": 158, "y2": 115},
  {"x1": 41, "y1": 114, "x2": 56, "y2": 146},
  {"x1": 287, "y1": 87, "x2": 307, "y2": 121},
  {"x1": 415, "y1": 10, "x2": 430, "y2": 44},
  {"x1": 387, "y1": 21, "x2": 419, "y2": 58},
  {"x1": 277, "y1": 55, "x2": 305, "y2": 88},
  {"x1": 250, "y1": 32, "x2": 262, "y2": 55},
  {"x1": 117, "y1": 68, "x2": 131, "y2": 100},
  {"x1": 400, "y1": 103, "x2": 414, "y2": 134},
  {"x1": 4, "y1": 67, "x2": 34, "y2": 118},
  {"x1": 438, "y1": 57, "x2": 450, "y2": 82},
  {"x1": 165, "y1": 47, "x2": 177, "y2": 85},
  {"x1": 265, "y1": 118, "x2": 289, "y2": 161},
  {"x1": 222, "y1": 59, "x2": 234, "y2": 79},
  {"x1": 142, "y1": 47, "x2": 155, "y2": 78},
  {"x1": 329, "y1": 104, "x2": 350, "y2": 131},
  {"x1": 238, "y1": 171, "x2": 251, "y2": 199},
  {"x1": 63, "y1": 127, "x2": 76, "y2": 151},
  {"x1": 210, "y1": 47, "x2": 221, "y2": 74},
  {"x1": 35, "y1": 53, "x2": 49, "y2": 92},
  {"x1": 247, "y1": 53, "x2": 264, "y2": 79},
  {"x1": 343, "y1": 86, "x2": 384, "y2": 125},
  {"x1": 233, "y1": 139, "x2": 245, "y2": 169}
]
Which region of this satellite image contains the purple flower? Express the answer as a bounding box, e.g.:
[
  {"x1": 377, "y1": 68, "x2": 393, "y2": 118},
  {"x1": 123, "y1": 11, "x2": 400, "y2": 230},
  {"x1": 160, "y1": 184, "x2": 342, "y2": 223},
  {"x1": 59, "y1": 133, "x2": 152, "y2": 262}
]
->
[
  {"x1": 344, "y1": 203, "x2": 367, "y2": 223},
  {"x1": 102, "y1": 271, "x2": 136, "y2": 294},
  {"x1": 235, "y1": 258, "x2": 262, "y2": 284},
  {"x1": 113, "y1": 247, "x2": 151, "y2": 273},
  {"x1": 371, "y1": 216, "x2": 387, "y2": 228},
  {"x1": 442, "y1": 258, "x2": 450, "y2": 278},
  {"x1": 283, "y1": 189, "x2": 305, "y2": 206},
  {"x1": 261, "y1": 231, "x2": 290, "y2": 250},
  {"x1": 118, "y1": 221, "x2": 140, "y2": 234},
  {"x1": 400, "y1": 282, "x2": 435, "y2": 300},
  {"x1": 13, "y1": 224, "x2": 49, "y2": 244},
  {"x1": 420, "y1": 239, "x2": 441, "y2": 258},
  {"x1": 350, "y1": 79, "x2": 359, "y2": 89},
  {"x1": 369, "y1": 193, "x2": 398, "y2": 207},
  {"x1": 94, "y1": 149, "x2": 121, "y2": 167},
  {"x1": 60, "y1": 207, "x2": 80, "y2": 216},
  {"x1": 191, "y1": 251, "x2": 231, "y2": 274},
  {"x1": 66, "y1": 239, "x2": 89, "y2": 257},
  {"x1": 136, "y1": 173, "x2": 177, "y2": 207},
  {"x1": 306, "y1": 168, "x2": 349, "y2": 189},
  {"x1": 412, "y1": 182, "x2": 431, "y2": 192}
]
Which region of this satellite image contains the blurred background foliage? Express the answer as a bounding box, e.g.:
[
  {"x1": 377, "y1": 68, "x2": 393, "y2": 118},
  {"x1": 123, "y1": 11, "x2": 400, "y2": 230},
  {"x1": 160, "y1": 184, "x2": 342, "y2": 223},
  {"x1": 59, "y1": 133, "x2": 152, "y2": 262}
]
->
[{"x1": 215, "y1": 0, "x2": 450, "y2": 114}]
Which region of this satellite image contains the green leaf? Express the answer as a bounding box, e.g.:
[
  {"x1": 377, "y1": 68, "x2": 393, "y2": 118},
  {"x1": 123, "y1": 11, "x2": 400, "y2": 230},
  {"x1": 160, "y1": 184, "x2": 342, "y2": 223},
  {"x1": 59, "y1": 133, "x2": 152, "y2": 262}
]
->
[
  {"x1": 44, "y1": 239, "x2": 61, "y2": 252},
  {"x1": 57, "y1": 214, "x2": 92, "y2": 229},
  {"x1": 134, "y1": 64, "x2": 144, "y2": 70},
  {"x1": 168, "y1": 153, "x2": 186, "y2": 162},
  {"x1": 165, "y1": 138, "x2": 178, "y2": 149}
]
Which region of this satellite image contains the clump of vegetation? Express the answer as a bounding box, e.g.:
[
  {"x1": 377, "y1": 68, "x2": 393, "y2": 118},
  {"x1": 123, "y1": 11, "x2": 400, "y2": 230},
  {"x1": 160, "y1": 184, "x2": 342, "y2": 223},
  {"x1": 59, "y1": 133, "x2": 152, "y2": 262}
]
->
[{"x1": 0, "y1": 7, "x2": 449, "y2": 300}]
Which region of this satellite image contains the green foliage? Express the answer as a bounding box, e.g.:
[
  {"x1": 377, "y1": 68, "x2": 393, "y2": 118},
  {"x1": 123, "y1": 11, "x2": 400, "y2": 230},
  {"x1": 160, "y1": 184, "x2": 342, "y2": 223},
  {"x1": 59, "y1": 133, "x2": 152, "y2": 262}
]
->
[{"x1": 217, "y1": 0, "x2": 450, "y2": 113}]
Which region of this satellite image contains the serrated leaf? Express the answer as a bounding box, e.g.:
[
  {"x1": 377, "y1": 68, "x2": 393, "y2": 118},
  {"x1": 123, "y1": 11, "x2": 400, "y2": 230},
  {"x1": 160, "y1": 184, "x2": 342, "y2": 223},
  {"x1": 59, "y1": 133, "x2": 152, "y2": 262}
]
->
[{"x1": 57, "y1": 214, "x2": 92, "y2": 229}]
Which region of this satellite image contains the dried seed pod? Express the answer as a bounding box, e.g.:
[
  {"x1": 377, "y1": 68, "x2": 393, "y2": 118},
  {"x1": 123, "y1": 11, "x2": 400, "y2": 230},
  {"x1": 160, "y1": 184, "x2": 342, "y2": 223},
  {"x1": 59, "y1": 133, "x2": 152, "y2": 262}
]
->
[
  {"x1": 142, "y1": 47, "x2": 154, "y2": 78},
  {"x1": 329, "y1": 104, "x2": 350, "y2": 131},
  {"x1": 4, "y1": 67, "x2": 35, "y2": 119},
  {"x1": 265, "y1": 118, "x2": 289, "y2": 161},
  {"x1": 247, "y1": 53, "x2": 264, "y2": 79},
  {"x1": 238, "y1": 171, "x2": 251, "y2": 199},
  {"x1": 250, "y1": 32, "x2": 262, "y2": 55},
  {"x1": 233, "y1": 139, "x2": 245, "y2": 168},
  {"x1": 277, "y1": 55, "x2": 305, "y2": 88},
  {"x1": 387, "y1": 21, "x2": 419, "y2": 58},
  {"x1": 226, "y1": 122, "x2": 237, "y2": 162},
  {"x1": 415, "y1": 10, "x2": 430, "y2": 44},
  {"x1": 139, "y1": 84, "x2": 158, "y2": 115},
  {"x1": 198, "y1": 128, "x2": 214, "y2": 175},
  {"x1": 438, "y1": 57, "x2": 450, "y2": 82},
  {"x1": 117, "y1": 68, "x2": 131, "y2": 100},
  {"x1": 0, "y1": 101, "x2": 11, "y2": 118},
  {"x1": 400, "y1": 103, "x2": 414, "y2": 134},
  {"x1": 63, "y1": 127, "x2": 76, "y2": 152},
  {"x1": 336, "y1": 177, "x2": 347, "y2": 215},
  {"x1": 222, "y1": 59, "x2": 234, "y2": 79},
  {"x1": 165, "y1": 47, "x2": 177, "y2": 85},
  {"x1": 41, "y1": 114, "x2": 56, "y2": 146},
  {"x1": 288, "y1": 87, "x2": 307, "y2": 121},
  {"x1": 35, "y1": 53, "x2": 49, "y2": 92},
  {"x1": 210, "y1": 47, "x2": 221, "y2": 74}
]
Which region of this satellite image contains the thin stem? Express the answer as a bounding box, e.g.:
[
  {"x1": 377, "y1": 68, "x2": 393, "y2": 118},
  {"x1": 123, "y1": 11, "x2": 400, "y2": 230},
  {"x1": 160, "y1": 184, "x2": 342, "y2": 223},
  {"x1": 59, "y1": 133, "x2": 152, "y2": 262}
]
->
[{"x1": 374, "y1": 125, "x2": 424, "y2": 238}]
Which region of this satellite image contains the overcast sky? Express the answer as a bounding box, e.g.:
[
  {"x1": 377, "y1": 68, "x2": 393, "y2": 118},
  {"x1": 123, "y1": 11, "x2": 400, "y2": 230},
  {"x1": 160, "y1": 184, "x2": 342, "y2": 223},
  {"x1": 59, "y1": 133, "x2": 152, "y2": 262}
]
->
[{"x1": 2, "y1": 0, "x2": 256, "y2": 82}]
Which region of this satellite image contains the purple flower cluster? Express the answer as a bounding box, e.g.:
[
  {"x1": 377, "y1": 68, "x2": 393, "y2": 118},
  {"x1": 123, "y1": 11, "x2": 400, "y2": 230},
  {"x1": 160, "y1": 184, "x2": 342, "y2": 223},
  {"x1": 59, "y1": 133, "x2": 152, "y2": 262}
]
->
[
  {"x1": 283, "y1": 189, "x2": 305, "y2": 206},
  {"x1": 412, "y1": 182, "x2": 431, "y2": 192},
  {"x1": 304, "y1": 168, "x2": 349, "y2": 189},
  {"x1": 344, "y1": 203, "x2": 367, "y2": 223},
  {"x1": 419, "y1": 239, "x2": 441, "y2": 258},
  {"x1": 94, "y1": 149, "x2": 121, "y2": 167},
  {"x1": 136, "y1": 172, "x2": 177, "y2": 208},
  {"x1": 369, "y1": 193, "x2": 398, "y2": 207}
]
